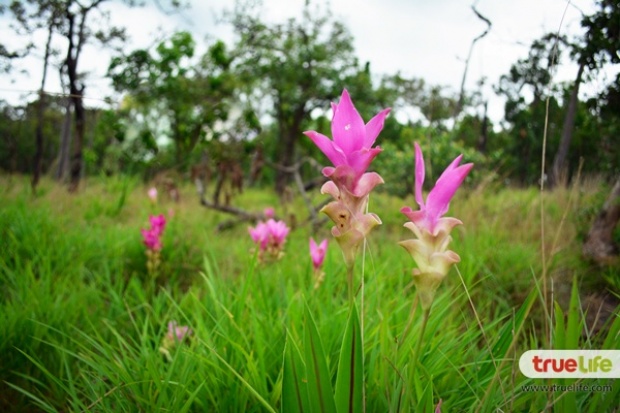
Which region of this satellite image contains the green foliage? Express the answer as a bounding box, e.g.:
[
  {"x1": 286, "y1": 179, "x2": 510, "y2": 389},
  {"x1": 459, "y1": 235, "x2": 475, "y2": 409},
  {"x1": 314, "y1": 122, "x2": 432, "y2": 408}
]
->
[{"x1": 0, "y1": 177, "x2": 618, "y2": 412}]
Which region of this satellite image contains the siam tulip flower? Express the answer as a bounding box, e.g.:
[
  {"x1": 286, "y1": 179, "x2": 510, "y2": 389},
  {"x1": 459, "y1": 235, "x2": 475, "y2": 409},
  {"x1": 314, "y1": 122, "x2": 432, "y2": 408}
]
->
[
  {"x1": 399, "y1": 142, "x2": 473, "y2": 309},
  {"x1": 148, "y1": 187, "x2": 158, "y2": 203},
  {"x1": 149, "y1": 214, "x2": 166, "y2": 236},
  {"x1": 142, "y1": 214, "x2": 167, "y2": 278},
  {"x1": 304, "y1": 90, "x2": 390, "y2": 285},
  {"x1": 166, "y1": 320, "x2": 192, "y2": 342},
  {"x1": 159, "y1": 320, "x2": 192, "y2": 361},
  {"x1": 264, "y1": 207, "x2": 275, "y2": 219},
  {"x1": 309, "y1": 237, "x2": 328, "y2": 289},
  {"x1": 141, "y1": 228, "x2": 163, "y2": 251},
  {"x1": 248, "y1": 219, "x2": 290, "y2": 262},
  {"x1": 309, "y1": 238, "x2": 328, "y2": 270}
]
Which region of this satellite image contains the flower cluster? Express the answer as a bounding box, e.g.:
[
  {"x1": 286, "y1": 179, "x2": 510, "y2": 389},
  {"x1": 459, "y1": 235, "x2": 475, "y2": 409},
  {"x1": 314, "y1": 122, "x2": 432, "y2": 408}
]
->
[
  {"x1": 399, "y1": 143, "x2": 473, "y2": 309},
  {"x1": 304, "y1": 89, "x2": 390, "y2": 272},
  {"x1": 141, "y1": 214, "x2": 166, "y2": 251},
  {"x1": 309, "y1": 237, "x2": 328, "y2": 289},
  {"x1": 141, "y1": 214, "x2": 166, "y2": 277},
  {"x1": 248, "y1": 218, "x2": 290, "y2": 262}
]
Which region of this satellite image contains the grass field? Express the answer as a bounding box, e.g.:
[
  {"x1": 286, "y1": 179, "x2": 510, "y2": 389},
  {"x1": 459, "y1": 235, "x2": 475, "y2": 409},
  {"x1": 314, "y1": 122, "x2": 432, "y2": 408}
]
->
[{"x1": 1, "y1": 174, "x2": 618, "y2": 412}]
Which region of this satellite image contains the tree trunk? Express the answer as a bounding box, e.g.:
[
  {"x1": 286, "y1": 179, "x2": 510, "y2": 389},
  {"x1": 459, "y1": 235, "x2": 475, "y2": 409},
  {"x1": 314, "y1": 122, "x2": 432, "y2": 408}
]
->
[
  {"x1": 477, "y1": 101, "x2": 488, "y2": 153},
  {"x1": 551, "y1": 62, "x2": 585, "y2": 188},
  {"x1": 56, "y1": 97, "x2": 73, "y2": 181},
  {"x1": 32, "y1": 22, "x2": 54, "y2": 192},
  {"x1": 66, "y1": 7, "x2": 87, "y2": 192},
  {"x1": 583, "y1": 177, "x2": 620, "y2": 264}
]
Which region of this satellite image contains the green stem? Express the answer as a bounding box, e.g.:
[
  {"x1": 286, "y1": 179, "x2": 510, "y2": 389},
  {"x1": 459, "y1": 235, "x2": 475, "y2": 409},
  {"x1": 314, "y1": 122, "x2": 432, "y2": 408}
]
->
[
  {"x1": 412, "y1": 307, "x2": 431, "y2": 367},
  {"x1": 346, "y1": 263, "x2": 354, "y2": 303}
]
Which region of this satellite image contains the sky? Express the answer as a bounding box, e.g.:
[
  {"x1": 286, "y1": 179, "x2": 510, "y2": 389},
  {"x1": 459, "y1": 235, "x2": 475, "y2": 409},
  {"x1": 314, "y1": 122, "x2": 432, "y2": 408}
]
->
[{"x1": 0, "y1": 0, "x2": 615, "y2": 125}]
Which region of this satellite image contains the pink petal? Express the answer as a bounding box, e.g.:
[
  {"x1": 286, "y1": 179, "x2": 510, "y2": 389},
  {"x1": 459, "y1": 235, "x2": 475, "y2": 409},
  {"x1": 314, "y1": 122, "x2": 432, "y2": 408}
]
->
[
  {"x1": 425, "y1": 163, "x2": 473, "y2": 222},
  {"x1": 364, "y1": 108, "x2": 391, "y2": 148},
  {"x1": 304, "y1": 131, "x2": 347, "y2": 167},
  {"x1": 347, "y1": 147, "x2": 382, "y2": 179},
  {"x1": 414, "y1": 142, "x2": 425, "y2": 208},
  {"x1": 331, "y1": 89, "x2": 365, "y2": 155},
  {"x1": 351, "y1": 172, "x2": 384, "y2": 198}
]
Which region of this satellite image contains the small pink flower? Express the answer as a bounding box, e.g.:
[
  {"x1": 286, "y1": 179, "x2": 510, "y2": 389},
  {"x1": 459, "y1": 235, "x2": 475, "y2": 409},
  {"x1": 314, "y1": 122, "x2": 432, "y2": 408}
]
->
[
  {"x1": 142, "y1": 214, "x2": 166, "y2": 251},
  {"x1": 266, "y1": 219, "x2": 290, "y2": 248},
  {"x1": 167, "y1": 321, "x2": 192, "y2": 342},
  {"x1": 148, "y1": 187, "x2": 158, "y2": 203},
  {"x1": 141, "y1": 228, "x2": 163, "y2": 251},
  {"x1": 435, "y1": 399, "x2": 442, "y2": 413},
  {"x1": 248, "y1": 221, "x2": 270, "y2": 250},
  {"x1": 264, "y1": 207, "x2": 275, "y2": 218},
  {"x1": 149, "y1": 214, "x2": 166, "y2": 236},
  {"x1": 309, "y1": 238, "x2": 328, "y2": 270}
]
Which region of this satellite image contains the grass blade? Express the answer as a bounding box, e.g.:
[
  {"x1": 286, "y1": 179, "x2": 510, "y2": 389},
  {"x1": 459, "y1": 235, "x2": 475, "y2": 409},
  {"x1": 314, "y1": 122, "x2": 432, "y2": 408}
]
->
[
  {"x1": 304, "y1": 305, "x2": 337, "y2": 413},
  {"x1": 282, "y1": 333, "x2": 310, "y2": 413},
  {"x1": 334, "y1": 303, "x2": 363, "y2": 413}
]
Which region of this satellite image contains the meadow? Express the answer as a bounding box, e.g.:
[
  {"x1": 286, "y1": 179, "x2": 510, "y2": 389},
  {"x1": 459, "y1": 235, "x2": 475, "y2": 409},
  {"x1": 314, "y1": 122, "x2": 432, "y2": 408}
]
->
[{"x1": 0, "y1": 174, "x2": 618, "y2": 412}]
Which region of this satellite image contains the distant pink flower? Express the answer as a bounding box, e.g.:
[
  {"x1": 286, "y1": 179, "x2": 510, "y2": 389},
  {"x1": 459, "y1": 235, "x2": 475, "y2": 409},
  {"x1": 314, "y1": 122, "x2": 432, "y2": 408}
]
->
[
  {"x1": 167, "y1": 321, "x2": 192, "y2": 342},
  {"x1": 266, "y1": 219, "x2": 289, "y2": 248},
  {"x1": 264, "y1": 207, "x2": 275, "y2": 218},
  {"x1": 142, "y1": 214, "x2": 167, "y2": 251},
  {"x1": 148, "y1": 187, "x2": 158, "y2": 203},
  {"x1": 248, "y1": 219, "x2": 290, "y2": 261},
  {"x1": 149, "y1": 214, "x2": 166, "y2": 236},
  {"x1": 401, "y1": 143, "x2": 473, "y2": 236},
  {"x1": 435, "y1": 399, "x2": 442, "y2": 413},
  {"x1": 309, "y1": 238, "x2": 328, "y2": 270},
  {"x1": 142, "y1": 228, "x2": 163, "y2": 251}
]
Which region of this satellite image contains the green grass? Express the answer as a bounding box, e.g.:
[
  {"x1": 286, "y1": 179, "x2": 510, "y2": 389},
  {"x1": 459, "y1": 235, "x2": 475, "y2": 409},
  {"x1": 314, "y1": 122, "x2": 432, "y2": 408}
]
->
[{"x1": 0, "y1": 175, "x2": 618, "y2": 412}]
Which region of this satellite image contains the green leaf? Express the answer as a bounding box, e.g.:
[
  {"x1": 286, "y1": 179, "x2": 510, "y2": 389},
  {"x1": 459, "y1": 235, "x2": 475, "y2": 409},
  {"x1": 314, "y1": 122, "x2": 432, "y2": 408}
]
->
[
  {"x1": 553, "y1": 301, "x2": 566, "y2": 348},
  {"x1": 282, "y1": 333, "x2": 310, "y2": 413},
  {"x1": 565, "y1": 278, "x2": 581, "y2": 349},
  {"x1": 304, "y1": 305, "x2": 337, "y2": 413},
  {"x1": 335, "y1": 303, "x2": 363, "y2": 413}
]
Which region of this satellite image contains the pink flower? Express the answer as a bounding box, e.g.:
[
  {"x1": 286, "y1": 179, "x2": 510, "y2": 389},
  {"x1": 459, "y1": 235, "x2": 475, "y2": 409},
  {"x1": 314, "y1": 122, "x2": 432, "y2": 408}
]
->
[
  {"x1": 248, "y1": 221, "x2": 270, "y2": 250},
  {"x1": 264, "y1": 207, "x2": 275, "y2": 218},
  {"x1": 141, "y1": 228, "x2": 163, "y2": 251},
  {"x1": 167, "y1": 321, "x2": 192, "y2": 342},
  {"x1": 399, "y1": 143, "x2": 473, "y2": 309},
  {"x1": 149, "y1": 214, "x2": 166, "y2": 236},
  {"x1": 304, "y1": 89, "x2": 390, "y2": 194},
  {"x1": 401, "y1": 143, "x2": 473, "y2": 236},
  {"x1": 266, "y1": 219, "x2": 290, "y2": 248},
  {"x1": 148, "y1": 187, "x2": 158, "y2": 203},
  {"x1": 142, "y1": 214, "x2": 167, "y2": 251},
  {"x1": 305, "y1": 89, "x2": 390, "y2": 272},
  {"x1": 248, "y1": 219, "x2": 290, "y2": 261},
  {"x1": 309, "y1": 238, "x2": 328, "y2": 270}
]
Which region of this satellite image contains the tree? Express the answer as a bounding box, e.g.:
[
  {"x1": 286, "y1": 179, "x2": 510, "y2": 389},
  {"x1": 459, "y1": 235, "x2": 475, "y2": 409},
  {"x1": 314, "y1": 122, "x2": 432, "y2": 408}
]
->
[
  {"x1": 228, "y1": 1, "x2": 359, "y2": 194},
  {"x1": 3, "y1": 0, "x2": 184, "y2": 191},
  {"x1": 108, "y1": 32, "x2": 238, "y2": 168},
  {"x1": 551, "y1": 0, "x2": 620, "y2": 187}
]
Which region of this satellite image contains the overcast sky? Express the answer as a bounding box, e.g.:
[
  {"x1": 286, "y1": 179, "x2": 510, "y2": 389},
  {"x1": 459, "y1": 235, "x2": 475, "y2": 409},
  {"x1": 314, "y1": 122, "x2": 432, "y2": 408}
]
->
[{"x1": 0, "y1": 0, "x2": 616, "y2": 124}]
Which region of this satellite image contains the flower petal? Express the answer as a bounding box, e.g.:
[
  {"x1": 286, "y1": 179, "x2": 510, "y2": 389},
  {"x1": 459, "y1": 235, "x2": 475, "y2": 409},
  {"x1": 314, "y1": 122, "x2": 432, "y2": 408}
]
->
[
  {"x1": 347, "y1": 146, "x2": 382, "y2": 179},
  {"x1": 331, "y1": 89, "x2": 365, "y2": 155},
  {"x1": 364, "y1": 108, "x2": 391, "y2": 148},
  {"x1": 414, "y1": 142, "x2": 425, "y2": 208},
  {"x1": 304, "y1": 130, "x2": 347, "y2": 166},
  {"x1": 425, "y1": 163, "x2": 473, "y2": 222},
  {"x1": 352, "y1": 171, "x2": 384, "y2": 198}
]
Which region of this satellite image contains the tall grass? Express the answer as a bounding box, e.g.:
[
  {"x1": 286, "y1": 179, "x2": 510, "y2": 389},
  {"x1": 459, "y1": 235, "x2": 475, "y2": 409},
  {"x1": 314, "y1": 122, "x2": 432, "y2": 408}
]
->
[{"x1": 0, "y1": 175, "x2": 617, "y2": 412}]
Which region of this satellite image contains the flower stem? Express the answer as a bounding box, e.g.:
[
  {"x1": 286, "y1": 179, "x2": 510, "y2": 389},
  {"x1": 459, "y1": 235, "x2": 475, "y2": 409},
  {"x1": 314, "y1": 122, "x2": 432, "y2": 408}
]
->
[
  {"x1": 346, "y1": 263, "x2": 354, "y2": 303},
  {"x1": 412, "y1": 307, "x2": 431, "y2": 367}
]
